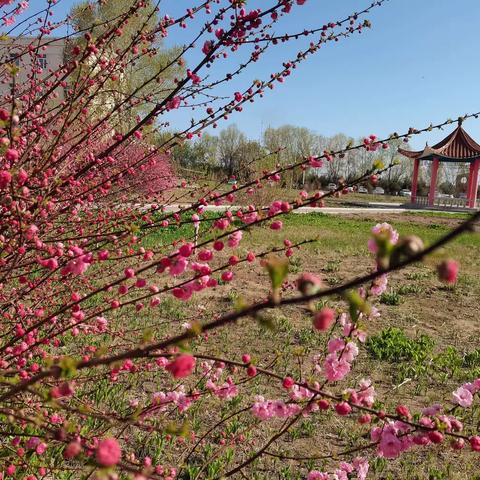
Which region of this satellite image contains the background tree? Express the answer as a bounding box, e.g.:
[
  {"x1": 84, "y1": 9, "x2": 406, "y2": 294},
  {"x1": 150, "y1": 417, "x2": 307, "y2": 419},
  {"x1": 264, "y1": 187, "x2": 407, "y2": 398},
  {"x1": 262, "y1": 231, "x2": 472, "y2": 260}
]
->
[
  {"x1": 263, "y1": 125, "x2": 323, "y2": 188},
  {"x1": 69, "y1": 0, "x2": 182, "y2": 130},
  {"x1": 377, "y1": 138, "x2": 410, "y2": 193},
  {"x1": 218, "y1": 124, "x2": 247, "y2": 178}
]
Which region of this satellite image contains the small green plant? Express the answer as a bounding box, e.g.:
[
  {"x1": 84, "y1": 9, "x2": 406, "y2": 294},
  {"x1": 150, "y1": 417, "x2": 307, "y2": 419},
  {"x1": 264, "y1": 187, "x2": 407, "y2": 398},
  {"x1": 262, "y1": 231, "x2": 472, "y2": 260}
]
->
[
  {"x1": 288, "y1": 256, "x2": 303, "y2": 274},
  {"x1": 405, "y1": 270, "x2": 431, "y2": 281},
  {"x1": 397, "y1": 283, "x2": 424, "y2": 295},
  {"x1": 379, "y1": 289, "x2": 401, "y2": 305},
  {"x1": 366, "y1": 327, "x2": 434, "y2": 363},
  {"x1": 463, "y1": 348, "x2": 480, "y2": 368},
  {"x1": 323, "y1": 259, "x2": 341, "y2": 272},
  {"x1": 296, "y1": 327, "x2": 318, "y2": 347}
]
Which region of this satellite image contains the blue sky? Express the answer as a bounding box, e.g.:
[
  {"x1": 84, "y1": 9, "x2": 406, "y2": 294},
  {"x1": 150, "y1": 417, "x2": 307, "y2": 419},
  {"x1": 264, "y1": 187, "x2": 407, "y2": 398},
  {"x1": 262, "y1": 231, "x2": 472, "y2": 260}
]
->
[{"x1": 9, "y1": 0, "x2": 480, "y2": 149}]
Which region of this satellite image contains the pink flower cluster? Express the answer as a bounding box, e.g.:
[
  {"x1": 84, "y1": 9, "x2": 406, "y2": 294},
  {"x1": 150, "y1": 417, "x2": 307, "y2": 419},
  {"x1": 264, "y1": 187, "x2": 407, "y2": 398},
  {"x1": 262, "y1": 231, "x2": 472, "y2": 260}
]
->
[
  {"x1": 372, "y1": 410, "x2": 465, "y2": 459},
  {"x1": 452, "y1": 379, "x2": 480, "y2": 408},
  {"x1": 152, "y1": 386, "x2": 193, "y2": 413},
  {"x1": 320, "y1": 338, "x2": 359, "y2": 382},
  {"x1": 370, "y1": 273, "x2": 388, "y2": 296},
  {"x1": 60, "y1": 246, "x2": 93, "y2": 276},
  {"x1": 308, "y1": 457, "x2": 369, "y2": 480},
  {"x1": 251, "y1": 396, "x2": 302, "y2": 420},
  {"x1": 201, "y1": 361, "x2": 239, "y2": 400},
  {"x1": 338, "y1": 312, "x2": 368, "y2": 342},
  {"x1": 368, "y1": 222, "x2": 399, "y2": 254},
  {"x1": 344, "y1": 379, "x2": 375, "y2": 408}
]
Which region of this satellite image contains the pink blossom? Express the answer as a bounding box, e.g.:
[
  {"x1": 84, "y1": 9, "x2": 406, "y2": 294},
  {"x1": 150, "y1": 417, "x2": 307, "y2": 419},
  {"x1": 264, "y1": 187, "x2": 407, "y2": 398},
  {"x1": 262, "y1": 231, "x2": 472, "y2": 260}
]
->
[
  {"x1": 169, "y1": 256, "x2": 188, "y2": 276},
  {"x1": 36, "y1": 442, "x2": 47, "y2": 455},
  {"x1": 172, "y1": 285, "x2": 193, "y2": 301},
  {"x1": 198, "y1": 249, "x2": 213, "y2": 261},
  {"x1": 422, "y1": 403, "x2": 442, "y2": 416},
  {"x1": 214, "y1": 218, "x2": 230, "y2": 230},
  {"x1": 327, "y1": 338, "x2": 345, "y2": 353},
  {"x1": 313, "y1": 308, "x2": 335, "y2": 331},
  {"x1": 61, "y1": 249, "x2": 92, "y2": 276},
  {"x1": 307, "y1": 472, "x2": 329, "y2": 480},
  {"x1": 227, "y1": 230, "x2": 243, "y2": 248},
  {"x1": 370, "y1": 274, "x2": 388, "y2": 296},
  {"x1": 308, "y1": 155, "x2": 323, "y2": 168},
  {"x1": 242, "y1": 211, "x2": 259, "y2": 224},
  {"x1": 251, "y1": 397, "x2": 301, "y2": 420},
  {"x1": 166, "y1": 354, "x2": 196, "y2": 378},
  {"x1": 453, "y1": 386, "x2": 473, "y2": 408},
  {"x1": 221, "y1": 271, "x2": 234, "y2": 282},
  {"x1": 5, "y1": 148, "x2": 18, "y2": 162},
  {"x1": 26, "y1": 437, "x2": 40, "y2": 449},
  {"x1": 356, "y1": 379, "x2": 375, "y2": 407},
  {"x1": 437, "y1": 259, "x2": 459, "y2": 284},
  {"x1": 470, "y1": 435, "x2": 480, "y2": 451},
  {"x1": 270, "y1": 220, "x2": 283, "y2": 230},
  {"x1": 202, "y1": 40, "x2": 213, "y2": 55},
  {"x1": 335, "y1": 402, "x2": 352, "y2": 416},
  {"x1": 368, "y1": 223, "x2": 399, "y2": 253},
  {"x1": 215, "y1": 382, "x2": 238, "y2": 400},
  {"x1": 64, "y1": 441, "x2": 82, "y2": 459},
  {"x1": 378, "y1": 429, "x2": 403, "y2": 459},
  {"x1": 343, "y1": 342, "x2": 359, "y2": 362},
  {"x1": 3, "y1": 16, "x2": 15, "y2": 26},
  {"x1": 352, "y1": 457, "x2": 369, "y2": 480},
  {"x1": 96, "y1": 438, "x2": 121, "y2": 466},
  {"x1": 187, "y1": 69, "x2": 201, "y2": 84},
  {"x1": 0, "y1": 170, "x2": 12, "y2": 189},
  {"x1": 289, "y1": 384, "x2": 314, "y2": 401},
  {"x1": 324, "y1": 353, "x2": 351, "y2": 381},
  {"x1": 179, "y1": 243, "x2": 194, "y2": 257},
  {"x1": 166, "y1": 96, "x2": 182, "y2": 110},
  {"x1": 297, "y1": 272, "x2": 322, "y2": 295},
  {"x1": 124, "y1": 267, "x2": 135, "y2": 278}
]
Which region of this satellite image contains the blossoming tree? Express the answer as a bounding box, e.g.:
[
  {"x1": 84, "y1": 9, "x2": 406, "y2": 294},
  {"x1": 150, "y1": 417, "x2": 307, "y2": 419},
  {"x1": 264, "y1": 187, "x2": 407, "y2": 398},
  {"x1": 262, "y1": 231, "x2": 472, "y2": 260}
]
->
[{"x1": 0, "y1": 1, "x2": 479, "y2": 479}]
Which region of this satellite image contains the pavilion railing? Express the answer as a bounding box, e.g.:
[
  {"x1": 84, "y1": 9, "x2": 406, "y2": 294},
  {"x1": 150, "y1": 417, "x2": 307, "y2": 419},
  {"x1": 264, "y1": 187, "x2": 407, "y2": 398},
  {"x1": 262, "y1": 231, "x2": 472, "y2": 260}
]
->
[{"x1": 414, "y1": 196, "x2": 470, "y2": 209}]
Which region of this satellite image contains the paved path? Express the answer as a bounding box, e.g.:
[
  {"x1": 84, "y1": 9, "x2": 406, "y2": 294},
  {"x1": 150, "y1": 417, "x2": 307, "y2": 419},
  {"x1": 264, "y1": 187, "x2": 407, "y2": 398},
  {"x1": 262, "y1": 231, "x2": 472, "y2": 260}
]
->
[{"x1": 158, "y1": 204, "x2": 466, "y2": 215}]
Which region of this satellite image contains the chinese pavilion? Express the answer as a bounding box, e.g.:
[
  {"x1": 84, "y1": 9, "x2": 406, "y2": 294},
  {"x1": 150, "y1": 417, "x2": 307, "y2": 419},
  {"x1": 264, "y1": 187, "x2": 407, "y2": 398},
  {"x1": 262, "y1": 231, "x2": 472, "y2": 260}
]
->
[{"x1": 399, "y1": 122, "x2": 480, "y2": 209}]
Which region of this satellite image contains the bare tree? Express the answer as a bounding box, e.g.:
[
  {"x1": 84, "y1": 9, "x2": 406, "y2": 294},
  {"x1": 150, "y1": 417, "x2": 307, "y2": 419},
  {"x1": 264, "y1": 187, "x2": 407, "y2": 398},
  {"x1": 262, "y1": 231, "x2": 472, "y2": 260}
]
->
[{"x1": 218, "y1": 125, "x2": 247, "y2": 177}]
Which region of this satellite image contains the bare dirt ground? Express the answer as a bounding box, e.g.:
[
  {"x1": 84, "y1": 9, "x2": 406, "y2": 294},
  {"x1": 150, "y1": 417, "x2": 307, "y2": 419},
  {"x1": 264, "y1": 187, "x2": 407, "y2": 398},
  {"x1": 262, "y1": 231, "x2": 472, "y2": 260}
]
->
[{"x1": 170, "y1": 210, "x2": 480, "y2": 479}]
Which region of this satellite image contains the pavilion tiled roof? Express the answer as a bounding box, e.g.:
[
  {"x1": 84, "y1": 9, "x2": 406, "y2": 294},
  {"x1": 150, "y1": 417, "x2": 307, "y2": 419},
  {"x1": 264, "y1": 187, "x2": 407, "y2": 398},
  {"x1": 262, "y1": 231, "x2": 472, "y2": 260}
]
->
[{"x1": 398, "y1": 124, "x2": 480, "y2": 161}]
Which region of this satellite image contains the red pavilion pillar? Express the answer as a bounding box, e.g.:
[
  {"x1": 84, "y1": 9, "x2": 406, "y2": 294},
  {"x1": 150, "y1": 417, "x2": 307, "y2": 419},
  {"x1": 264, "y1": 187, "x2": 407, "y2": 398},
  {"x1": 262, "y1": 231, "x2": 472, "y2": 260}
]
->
[
  {"x1": 428, "y1": 157, "x2": 439, "y2": 207},
  {"x1": 468, "y1": 159, "x2": 480, "y2": 208},
  {"x1": 411, "y1": 158, "x2": 420, "y2": 204},
  {"x1": 466, "y1": 161, "x2": 475, "y2": 207}
]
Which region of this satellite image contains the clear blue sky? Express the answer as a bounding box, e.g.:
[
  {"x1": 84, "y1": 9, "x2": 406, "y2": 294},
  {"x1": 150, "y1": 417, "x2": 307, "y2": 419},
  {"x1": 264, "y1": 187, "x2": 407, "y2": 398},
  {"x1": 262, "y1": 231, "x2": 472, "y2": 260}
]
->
[{"x1": 10, "y1": 0, "x2": 480, "y2": 149}]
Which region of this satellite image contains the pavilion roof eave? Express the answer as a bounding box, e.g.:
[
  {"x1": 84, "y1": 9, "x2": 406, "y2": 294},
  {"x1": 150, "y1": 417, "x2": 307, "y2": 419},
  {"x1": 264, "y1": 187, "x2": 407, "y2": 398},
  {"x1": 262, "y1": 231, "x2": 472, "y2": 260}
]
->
[
  {"x1": 416, "y1": 154, "x2": 480, "y2": 162},
  {"x1": 398, "y1": 147, "x2": 480, "y2": 162},
  {"x1": 398, "y1": 124, "x2": 480, "y2": 162}
]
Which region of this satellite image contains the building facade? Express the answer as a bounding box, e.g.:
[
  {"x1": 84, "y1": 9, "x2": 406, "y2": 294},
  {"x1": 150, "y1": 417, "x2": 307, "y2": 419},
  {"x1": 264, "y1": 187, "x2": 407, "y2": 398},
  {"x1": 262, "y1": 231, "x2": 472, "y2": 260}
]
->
[{"x1": 0, "y1": 36, "x2": 66, "y2": 105}]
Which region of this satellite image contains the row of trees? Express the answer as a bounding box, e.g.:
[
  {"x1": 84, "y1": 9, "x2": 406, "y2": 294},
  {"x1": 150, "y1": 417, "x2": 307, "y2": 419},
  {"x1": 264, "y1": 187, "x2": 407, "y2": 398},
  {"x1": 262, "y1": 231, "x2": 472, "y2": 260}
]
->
[
  {"x1": 171, "y1": 124, "x2": 473, "y2": 195},
  {"x1": 170, "y1": 124, "x2": 416, "y2": 192}
]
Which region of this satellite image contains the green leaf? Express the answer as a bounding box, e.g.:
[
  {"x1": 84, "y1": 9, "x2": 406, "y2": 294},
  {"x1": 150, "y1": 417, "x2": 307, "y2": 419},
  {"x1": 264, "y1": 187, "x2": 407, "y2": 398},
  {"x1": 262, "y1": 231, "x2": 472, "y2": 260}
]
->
[
  {"x1": 265, "y1": 255, "x2": 289, "y2": 290},
  {"x1": 58, "y1": 356, "x2": 78, "y2": 379},
  {"x1": 344, "y1": 290, "x2": 371, "y2": 321},
  {"x1": 142, "y1": 328, "x2": 154, "y2": 343},
  {"x1": 372, "y1": 158, "x2": 384, "y2": 170}
]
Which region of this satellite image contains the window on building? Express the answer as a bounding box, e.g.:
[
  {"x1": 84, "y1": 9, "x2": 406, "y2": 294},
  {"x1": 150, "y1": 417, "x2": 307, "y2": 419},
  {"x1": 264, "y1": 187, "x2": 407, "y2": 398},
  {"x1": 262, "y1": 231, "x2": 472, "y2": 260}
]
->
[
  {"x1": 37, "y1": 53, "x2": 47, "y2": 69},
  {"x1": 9, "y1": 53, "x2": 20, "y2": 67}
]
